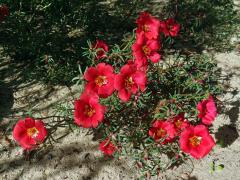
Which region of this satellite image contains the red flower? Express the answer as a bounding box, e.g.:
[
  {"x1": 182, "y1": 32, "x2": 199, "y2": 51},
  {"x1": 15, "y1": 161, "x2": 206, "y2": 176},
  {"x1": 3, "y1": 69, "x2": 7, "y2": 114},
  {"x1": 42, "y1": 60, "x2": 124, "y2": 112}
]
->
[
  {"x1": 13, "y1": 117, "x2": 47, "y2": 150},
  {"x1": 160, "y1": 18, "x2": 180, "y2": 37},
  {"x1": 84, "y1": 63, "x2": 115, "y2": 98},
  {"x1": 99, "y1": 138, "x2": 117, "y2": 156},
  {"x1": 114, "y1": 61, "x2": 147, "y2": 102},
  {"x1": 197, "y1": 95, "x2": 217, "y2": 125},
  {"x1": 136, "y1": 12, "x2": 160, "y2": 40},
  {"x1": 0, "y1": 4, "x2": 9, "y2": 22},
  {"x1": 92, "y1": 40, "x2": 109, "y2": 60},
  {"x1": 173, "y1": 113, "x2": 190, "y2": 132},
  {"x1": 132, "y1": 31, "x2": 161, "y2": 68},
  {"x1": 149, "y1": 120, "x2": 176, "y2": 144},
  {"x1": 74, "y1": 91, "x2": 106, "y2": 128},
  {"x1": 179, "y1": 125, "x2": 215, "y2": 159},
  {"x1": 127, "y1": 59, "x2": 148, "y2": 72}
]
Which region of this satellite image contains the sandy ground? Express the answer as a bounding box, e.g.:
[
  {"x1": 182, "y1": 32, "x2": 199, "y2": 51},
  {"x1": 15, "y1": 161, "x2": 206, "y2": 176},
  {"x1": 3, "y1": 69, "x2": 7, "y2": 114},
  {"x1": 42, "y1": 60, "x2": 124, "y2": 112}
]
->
[
  {"x1": 0, "y1": 50, "x2": 240, "y2": 179},
  {"x1": 0, "y1": 55, "x2": 137, "y2": 180},
  {"x1": 179, "y1": 52, "x2": 240, "y2": 180},
  {"x1": 1, "y1": 0, "x2": 240, "y2": 178},
  {"x1": 0, "y1": 0, "x2": 239, "y2": 179},
  {"x1": 189, "y1": 52, "x2": 240, "y2": 180}
]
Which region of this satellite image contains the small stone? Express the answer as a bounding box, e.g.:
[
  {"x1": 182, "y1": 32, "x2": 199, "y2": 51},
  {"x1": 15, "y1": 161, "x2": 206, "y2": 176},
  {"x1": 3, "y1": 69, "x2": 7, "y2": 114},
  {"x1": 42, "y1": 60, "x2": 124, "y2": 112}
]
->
[
  {"x1": 47, "y1": 153, "x2": 53, "y2": 160},
  {"x1": 180, "y1": 173, "x2": 189, "y2": 179}
]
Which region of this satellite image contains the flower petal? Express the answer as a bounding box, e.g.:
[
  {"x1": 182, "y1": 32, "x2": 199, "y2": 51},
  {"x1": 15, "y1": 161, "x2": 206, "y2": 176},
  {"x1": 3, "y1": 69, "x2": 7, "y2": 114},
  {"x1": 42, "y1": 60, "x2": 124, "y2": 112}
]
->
[
  {"x1": 35, "y1": 120, "x2": 48, "y2": 143},
  {"x1": 84, "y1": 67, "x2": 98, "y2": 81},
  {"x1": 149, "y1": 52, "x2": 161, "y2": 63},
  {"x1": 118, "y1": 89, "x2": 131, "y2": 102}
]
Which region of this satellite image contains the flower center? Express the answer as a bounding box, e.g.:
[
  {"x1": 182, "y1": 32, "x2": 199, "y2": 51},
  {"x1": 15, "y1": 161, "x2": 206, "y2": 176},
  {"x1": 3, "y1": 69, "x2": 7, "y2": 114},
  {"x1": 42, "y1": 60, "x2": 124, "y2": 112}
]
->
[
  {"x1": 167, "y1": 24, "x2": 173, "y2": 31},
  {"x1": 175, "y1": 120, "x2": 182, "y2": 128},
  {"x1": 27, "y1": 127, "x2": 39, "y2": 138},
  {"x1": 142, "y1": 45, "x2": 151, "y2": 55},
  {"x1": 189, "y1": 136, "x2": 202, "y2": 147},
  {"x1": 156, "y1": 128, "x2": 167, "y2": 138},
  {"x1": 95, "y1": 76, "x2": 108, "y2": 87},
  {"x1": 143, "y1": 25, "x2": 149, "y2": 32},
  {"x1": 202, "y1": 106, "x2": 208, "y2": 116},
  {"x1": 84, "y1": 105, "x2": 95, "y2": 117},
  {"x1": 125, "y1": 76, "x2": 134, "y2": 89}
]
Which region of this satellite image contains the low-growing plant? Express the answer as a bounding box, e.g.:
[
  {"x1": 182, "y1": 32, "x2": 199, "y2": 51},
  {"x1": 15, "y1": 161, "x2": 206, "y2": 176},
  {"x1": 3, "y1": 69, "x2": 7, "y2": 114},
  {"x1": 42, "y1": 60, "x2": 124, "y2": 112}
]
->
[{"x1": 12, "y1": 12, "x2": 224, "y2": 178}]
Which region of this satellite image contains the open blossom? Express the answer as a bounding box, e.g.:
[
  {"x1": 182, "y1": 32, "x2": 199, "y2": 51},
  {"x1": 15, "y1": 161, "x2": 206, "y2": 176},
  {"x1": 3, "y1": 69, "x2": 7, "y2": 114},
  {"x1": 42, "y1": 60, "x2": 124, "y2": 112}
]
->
[
  {"x1": 99, "y1": 138, "x2": 117, "y2": 156},
  {"x1": 0, "y1": 4, "x2": 9, "y2": 22},
  {"x1": 127, "y1": 59, "x2": 148, "y2": 72},
  {"x1": 149, "y1": 120, "x2": 176, "y2": 144},
  {"x1": 84, "y1": 63, "x2": 115, "y2": 98},
  {"x1": 172, "y1": 113, "x2": 190, "y2": 132},
  {"x1": 136, "y1": 12, "x2": 160, "y2": 40},
  {"x1": 114, "y1": 61, "x2": 147, "y2": 102},
  {"x1": 197, "y1": 95, "x2": 217, "y2": 125},
  {"x1": 74, "y1": 91, "x2": 106, "y2": 128},
  {"x1": 132, "y1": 31, "x2": 161, "y2": 68},
  {"x1": 160, "y1": 18, "x2": 180, "y2": 37},
  {"x1": 13, "y1": 117, "x2": 47, "y2": 150},
  {"x1": 92, "y1": 40, "x2": 109, "y2": 60},
  {"x1": 179, "y1": 125, "x2": 215, "y2": 159}
]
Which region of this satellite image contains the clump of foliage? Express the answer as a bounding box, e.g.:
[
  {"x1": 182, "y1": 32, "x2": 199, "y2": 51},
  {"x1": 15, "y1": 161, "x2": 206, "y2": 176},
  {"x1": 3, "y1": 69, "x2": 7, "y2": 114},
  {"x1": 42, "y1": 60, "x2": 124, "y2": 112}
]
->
[
  {"x1": 2, "y1": 0, "x2": 240, "y2": 178},
  {"x1": 0, "y1": 0, "x2": 239, "y2": 84},
  {"x1": 12, "y1": 11, "x2": 223, "y2": 178}
]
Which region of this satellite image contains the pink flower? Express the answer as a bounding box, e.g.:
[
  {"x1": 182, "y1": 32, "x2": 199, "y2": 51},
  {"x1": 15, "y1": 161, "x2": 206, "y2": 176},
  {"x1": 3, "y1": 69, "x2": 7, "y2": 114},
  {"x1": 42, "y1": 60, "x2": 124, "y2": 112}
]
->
[
  {"x1": 99, "y1": 138, "x2": 117, "y2": 156},
  {"x1": 92, "y1": 40, "x2": 109, "y2": 60},
  {"x1": 84, "y1": 63, "x2": 115, "y2": 98},
  {"x1": 160, "y1": 18, "x2": 180, "y2": 37},
  {"x1": 13, "y1": 117, "x2": 47, "y2": 150},
  {"x1": 197, "y1": 95, "x2": 217, "y2": 125},
  {"x1": 149, "y1": 120, "x2": 176, "y2": 144},
  {"x1": 179, "y1": 125, "x2": 215, "y2": 159},
  {"x1": 114, "y1": 61, "x2": 147, "y2": 102},
  {"x1": 74, "y1": 91, "x2": 106, "y2": 128},
  {"x1": 136, "y1": 12, "x2": 161, "y2": 40},
  {"x1": 132, "y1": 31, "x2": 161, "y2": 68},
  {"x1": 172, "y1": 113, "x2": 190, "y2": 132},
  {"x1": 127, "y1": 59, "x2": 148, "y2": 72}
]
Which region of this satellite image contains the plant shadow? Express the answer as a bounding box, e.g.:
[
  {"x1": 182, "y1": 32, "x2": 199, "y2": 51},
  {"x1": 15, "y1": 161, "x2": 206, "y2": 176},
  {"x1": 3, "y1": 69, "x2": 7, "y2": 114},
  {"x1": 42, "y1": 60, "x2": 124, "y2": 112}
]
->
[
  {"x1": 0, "y1": 81, "x2": 13, "y2": 121},
  {"x1": 0, "y1": 137, "x2": 135, "y2": 179},
  {"x1": 2, "y1": 0, "x2": 238, "y2": 84},
  {"x1": 215, "y1": 124, "x2": 239, "y2": 148},
  {"x1": 0, "y1": 0, "x2": 156, "y2": 85}
]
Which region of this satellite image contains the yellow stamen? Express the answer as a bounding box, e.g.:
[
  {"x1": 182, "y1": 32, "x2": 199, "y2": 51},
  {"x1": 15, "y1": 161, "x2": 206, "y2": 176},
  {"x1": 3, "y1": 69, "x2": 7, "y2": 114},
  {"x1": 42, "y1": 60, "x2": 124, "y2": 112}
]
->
[
  {"x1": 142, "y1": 45, "x2": 151, "y2": 55},
  {"x1": 84, "y1": 105, "x2": 95, "y2": 117},
  {"x1": 27, "y1": 127, "x2": 39, "y2": 138},
  {"x1": 95, "y1": 76, "x2": 108, "y2": 87},
  {"x1": 143, "y1": 25, "x2": 149, "y2": 32},
  {"x1": 156, "y1": 128, "x2": 167, "y2": 138},
  {"x1": 175, "y1": 120, "x2": 182, "y2": 128},
  {"x1": 125, "y1": 76, "x2": 134, "y2": 89},
  {"x1": 189, "y1": 136, "x2": 202, "y2": 147}
]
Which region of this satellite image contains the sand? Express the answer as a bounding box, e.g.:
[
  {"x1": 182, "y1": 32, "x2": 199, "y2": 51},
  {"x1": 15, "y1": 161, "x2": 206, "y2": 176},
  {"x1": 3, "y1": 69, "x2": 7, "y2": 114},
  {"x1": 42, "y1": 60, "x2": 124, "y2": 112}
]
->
[{"x1": 0, "y1": 48, "x2": 240, "y2": 179}]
